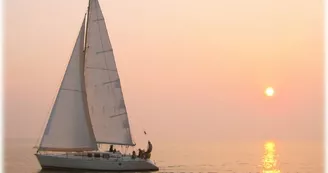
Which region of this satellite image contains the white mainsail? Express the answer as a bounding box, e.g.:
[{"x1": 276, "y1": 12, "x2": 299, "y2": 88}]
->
[
  {"x1": 84, "y1": 0, "x2": 134, "y2": 146},
  {"x1": 38, "y1": 17, "x2": 97, "y2": 152}
]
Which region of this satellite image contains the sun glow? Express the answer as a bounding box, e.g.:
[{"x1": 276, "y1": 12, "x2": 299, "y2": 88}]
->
[
  {"x1": 262, "y1": 142, "x2": 280, "y2": 173},
  {"x1": 265, "y1": 87, "x2": 275, "y2": 97}
]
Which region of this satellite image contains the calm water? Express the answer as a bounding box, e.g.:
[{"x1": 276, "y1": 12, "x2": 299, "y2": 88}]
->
[{"x1": 4, "y1": 138, "x2": 324, "y2": 173}]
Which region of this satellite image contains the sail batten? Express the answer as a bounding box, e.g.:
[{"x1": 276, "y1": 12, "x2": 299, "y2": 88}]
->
[
  {"x1": 38, "y1": 17, "x2": 97, "y2": 152},
  {"x1": 84, "y1": 0, "x2": 134, "y2": 145}
]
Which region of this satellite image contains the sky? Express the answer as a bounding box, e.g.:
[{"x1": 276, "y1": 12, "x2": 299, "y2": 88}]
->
[{"x1": 4, "y1": 0, "x2": 323, "y2": 143}]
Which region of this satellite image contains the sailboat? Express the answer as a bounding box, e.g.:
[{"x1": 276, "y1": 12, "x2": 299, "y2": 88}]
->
[{"x1": 34, "y1": 0, "x2": 159, "y2": 171}]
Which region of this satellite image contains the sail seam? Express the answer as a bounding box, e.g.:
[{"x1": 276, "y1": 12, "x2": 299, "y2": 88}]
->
[
  {"x1": 93, "y1": 18, "x2": 104, "y2": 22},
  {"x1": 61, "y1": 88, "x2": 83, "y2": 92},
  {"x1": 96, "y1": 49, "x2": 112, "y2": 54},
  {"x1": 103, "y1": 79, "x2": 119, "y2": 85},
  {"x1": 86, "y1": 66, "x2": 117, "y2": 71},
  {"x1": 109, "y1": 112, "x2": 127, "y2": 118}
]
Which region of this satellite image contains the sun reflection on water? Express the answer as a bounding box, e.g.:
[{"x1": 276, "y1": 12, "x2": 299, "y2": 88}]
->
[{"x1": 262, "y1": 142, "x2": 281, "y2": 173}]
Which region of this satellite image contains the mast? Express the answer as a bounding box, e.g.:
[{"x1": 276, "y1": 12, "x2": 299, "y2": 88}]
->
[
  {"x1": 81, "y1": 0, "x2": 97, "y2": 150},
  {"x1": 84, "y1": 0, "x2": 91, "y2": 51}
]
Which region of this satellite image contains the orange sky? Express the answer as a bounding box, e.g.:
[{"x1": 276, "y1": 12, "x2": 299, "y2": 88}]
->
[{"x1": 5, "y1": 0, "x2": 323, "y2": 142}]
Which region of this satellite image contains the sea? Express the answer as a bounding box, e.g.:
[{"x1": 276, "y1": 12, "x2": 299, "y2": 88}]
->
[{"x1": 4, "y1": 138, "x2": 324, "y2": 173}]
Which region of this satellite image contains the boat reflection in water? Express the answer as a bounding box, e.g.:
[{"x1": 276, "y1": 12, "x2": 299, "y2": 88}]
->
[{"x1": 262, "y1": 142, "x2": 281, "y2": 173}]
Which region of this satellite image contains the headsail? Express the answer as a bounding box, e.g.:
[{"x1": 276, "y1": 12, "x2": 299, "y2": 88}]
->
[
  {"x1": 38, "y1": 17, "x2": 97, "y2": 152},
  {"x1": 84, "y1": 0, "x2": 134, "y2": 146}
]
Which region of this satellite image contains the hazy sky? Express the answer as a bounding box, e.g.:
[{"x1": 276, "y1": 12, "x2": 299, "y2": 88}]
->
[{"x1": 5, "y1": 0, "x2": 323, "y2": 143}]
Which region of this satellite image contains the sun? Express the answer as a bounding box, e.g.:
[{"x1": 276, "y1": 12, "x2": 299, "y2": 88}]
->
[{"x1": 265, "y1": 87, "x2": 274, "y2": 97}]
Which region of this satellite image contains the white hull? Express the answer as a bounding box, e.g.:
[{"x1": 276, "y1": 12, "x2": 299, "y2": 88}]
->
[{"x1": 35, "y1": 153, "x2": 159, "y2": 171}]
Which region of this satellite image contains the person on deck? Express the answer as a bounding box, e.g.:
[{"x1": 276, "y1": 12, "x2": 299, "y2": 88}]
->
[
  {"x1": 109, "y1": 145, "x2": 114, "y2": 152},
  {"x1": 144, "y1": 141, "x2": 153, "y2": 159},
  {"x1": 132, "y1": 151, "x2": 136, "y2": 159},
  {"x1": 137, "y1": 149, "x2": 142, "y2": 158},
  {"x1": 141, "y1": 149, "x2": 146, "y2": 159},
  {"x1": 146, "y1": 141, "x2": 153, "y2": 153},
  {"x1": 139, "y1": 149, "x2": 146, "y2": 159}
]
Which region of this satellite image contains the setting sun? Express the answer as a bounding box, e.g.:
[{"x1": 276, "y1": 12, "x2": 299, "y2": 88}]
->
[{"x1": 265, "y1": 87, "x2": 275, "y2": 97}]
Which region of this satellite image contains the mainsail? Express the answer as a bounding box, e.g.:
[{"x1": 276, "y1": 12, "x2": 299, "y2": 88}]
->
[
  {"x1": 84, "y1": 0, "x2": 134, "y2": 146},
  {"x1": 38, "y1": 17, "x2": 97, "y2": 152}
]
